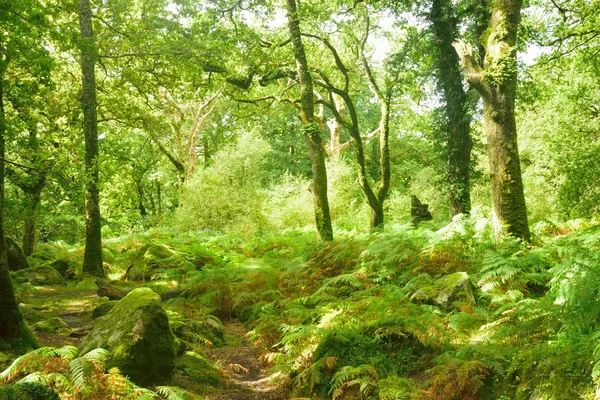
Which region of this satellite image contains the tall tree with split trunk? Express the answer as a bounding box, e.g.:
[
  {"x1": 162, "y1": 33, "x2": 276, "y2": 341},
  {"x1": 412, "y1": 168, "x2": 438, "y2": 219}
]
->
[
  {"x1": 429, "y1": 0, "x2": 474, "y2": 217},
  {"x1": 454, "y1": 0, "x2": 530, "y2": 241},
  {"x1": 285, "y1": 0, "x2": 333, "y2": 241},
  {"x1": 78, "y1": 0, "x2": 104, "y2": 275},
  {"x1": 0, "y1": 53, "x2": 37, "y2": 353}
]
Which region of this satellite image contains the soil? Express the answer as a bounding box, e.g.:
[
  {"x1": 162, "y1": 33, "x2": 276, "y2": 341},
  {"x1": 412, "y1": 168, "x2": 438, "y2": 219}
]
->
[{"x1": 204, "y1": 322, "x2": 290, "y2": 400}]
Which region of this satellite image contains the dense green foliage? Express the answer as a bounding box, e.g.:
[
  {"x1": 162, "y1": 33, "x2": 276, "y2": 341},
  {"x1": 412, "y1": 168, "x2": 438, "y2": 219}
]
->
[{"x1": 2, "y1": 0, "x2": 600, "y2": 398}]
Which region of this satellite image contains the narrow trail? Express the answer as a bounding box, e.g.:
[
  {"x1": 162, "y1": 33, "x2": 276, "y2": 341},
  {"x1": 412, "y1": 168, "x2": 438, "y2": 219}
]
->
[{"x1": 204, "y1": 322, "x2": 289, "y2": 400}]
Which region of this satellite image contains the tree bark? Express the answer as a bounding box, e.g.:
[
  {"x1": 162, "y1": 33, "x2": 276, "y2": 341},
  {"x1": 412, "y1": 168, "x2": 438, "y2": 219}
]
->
[
  {"x1": 22, "y1": 186, "x2": 43, "y2": 256},
  {"x1": 0, "y1": 66, "x2": 37, "y2": 352},
  {"x1": 454, "y1": 0, "x2": 530, "y2": 241},
  {"x1": 78, "y1": 0, "x2": 104, "y2": 275},
  {"x1": 286, "y1": 0, "x2": 333, "y2": 241},
  {"x1": 430, "y1": 0, "x2": 473, "y2": 217}
]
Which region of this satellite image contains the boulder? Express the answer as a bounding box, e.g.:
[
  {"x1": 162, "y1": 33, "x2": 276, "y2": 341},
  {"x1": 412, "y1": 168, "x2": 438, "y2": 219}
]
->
[
  {"x1": 32, "y1": 317, "x2": 73, "y2": 337},
  {"x1": 91, "y1": 300, "x2": 118, "y2": 319},
  {"x1": 411, "y1": 272, "x2": 475, "y2": 309},
  {"x1": 18, "y1": 304, "x2": 46, "y2": 324},
  {"x1": 11, "y1": 265, "x2": 64, "y2": 285},
  {"x1": 6, "y1": 237, "x2": 29, "y2": 271},
  {"x1": 124, "y1": 243, "x2": 194, "y2": 281},
  {"x1": 174, "y1": 351, "x2": 221, "y2": 388},
  {"x1": 50, "y1": 260, "x2": 70, "y2": 278},
  {"x1": 79, "y1": 288, "x2": 176, "y2": 386},
  {"x1": 170, "y1": 315, "x2": 225, "y2": 347}
]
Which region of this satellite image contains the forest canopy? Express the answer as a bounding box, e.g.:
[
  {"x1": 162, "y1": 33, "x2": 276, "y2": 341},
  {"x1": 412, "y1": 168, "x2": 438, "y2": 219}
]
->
[{"x1": 1, "y1": 0, "x2": 600, "y2": 399}]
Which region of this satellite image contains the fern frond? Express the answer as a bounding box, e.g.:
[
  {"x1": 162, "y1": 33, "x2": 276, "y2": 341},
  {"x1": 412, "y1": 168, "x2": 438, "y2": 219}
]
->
[
  {"x1": 156, "y1": 385, "x2": 195, "y2": 400},
  {"x1": 1, "y1": 346, "x2": 64, "y2": 383},
  {"x1": 329, "y1": 364, "x2": 378, "y2": 400},
  {"x1": 69, "y1": 349, "x2": 110, "y2": 391},
  {"x1": 80, "y1": 348, "x2": 111, "y2": 366}
]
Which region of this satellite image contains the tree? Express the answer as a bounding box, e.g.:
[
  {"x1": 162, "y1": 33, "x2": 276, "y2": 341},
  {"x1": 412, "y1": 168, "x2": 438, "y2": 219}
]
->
[
  {"x1": 0, "y1": 0, "x2": 40, "y2": 351},
  {"x1": 454, "y1": 0, "x2": 530, "y2": 241},
  {"x1": 429, "y1": 0, "x2": 474, "y2": 217},
  {"x1": 285, "y1": 0, "x2": 333, "y2": 241},
  {"x1": 305, "y1": 12, "x2": 397, "y2": 229},
  {"x1": 78, "y1": 0, "x2": 103, "y2": 275}
]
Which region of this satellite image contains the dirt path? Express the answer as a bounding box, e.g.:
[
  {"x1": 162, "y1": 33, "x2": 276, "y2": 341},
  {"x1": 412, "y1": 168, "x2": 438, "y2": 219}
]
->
[
  {"x1": 25, "y1": 286, "x2": 98, "y2": 347},
  {"x1": 204, "y1": 322, "x2": 289, "y2": 400}
]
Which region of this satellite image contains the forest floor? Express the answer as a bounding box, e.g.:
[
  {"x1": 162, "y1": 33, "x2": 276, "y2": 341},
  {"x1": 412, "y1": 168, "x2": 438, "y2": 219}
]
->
[
  {"x1": 203, "y1": 322, "x2": 288, "y2": 400},
  {"x1": 22, "y1": 282, "x2": 290, "y2": 399}
]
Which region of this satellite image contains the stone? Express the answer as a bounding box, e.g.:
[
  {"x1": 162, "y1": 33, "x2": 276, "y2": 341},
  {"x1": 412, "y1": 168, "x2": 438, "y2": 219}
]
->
[
  {"x1": 79, "y1": 288, "x2": 176, "y2": 386},
  {"x1": 124, "y1": 243, "x2": 194, "y2": 281},
  {"x1": 32, "y1": 317, "x2": 73, "y2": 337},
  {"x1": 50, "y1": 260, "x2": 70, "y2": 278},
  {"x1": 174, "y1": 351, "x2": 221, "y2": 387},
  {"x1": 6, "y1": 237, "x2": 29, "y2": 271},
  {"x1": 91, "y1": 300, "x2": 118, "y2": 319},
  {"x1": 18, "y1": 304, "x2": 46, "y2": 324},
  {"x1": 411, "y1": 195, "x2": 433, "y2": 226},
  {"x1": 170, "y1": 315, "x2": 225, "y2": 347},
  {"x1": 11, "y1": 265, "x2": 64, "y2": 285},
  {"x1": 411, "y1": 272, "x2": 475, "y2": 309}
]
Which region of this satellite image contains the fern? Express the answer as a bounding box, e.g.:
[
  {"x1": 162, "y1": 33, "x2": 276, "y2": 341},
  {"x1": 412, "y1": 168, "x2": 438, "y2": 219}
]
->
[
  {"x1": 329, "y1": 364, "x2": 378, "y2": 400},
  {"x1": 70, "y1": 348, "x2": 111, "y2": 390},
  {"x1": 0, "y1": 346, "x2": 77, "y2": 383},
  {"x1": 156, "y1": 385, "x2": 195, "y2": 400}
]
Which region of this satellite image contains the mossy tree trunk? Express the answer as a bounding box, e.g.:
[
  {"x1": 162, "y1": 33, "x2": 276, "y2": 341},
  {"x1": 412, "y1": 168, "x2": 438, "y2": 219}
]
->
[
  {"x1": 454, "y1": 0, "x2": 530, "y2": 241},
  {"x1": 22, "y1": 183, "x2": 44, "y2": 256},
  {"x1": 430, "y1": 0, "x2": 473, "y2": 217},
  {"x1": 286, "y1": 0, "x2": 333, "y2": 241},
  {"x1": 78, "y1": 0, "x2": 104, "y2": 275},
  {"x1": 0, "y1": 62, "x2": 37, "y2": 352}
]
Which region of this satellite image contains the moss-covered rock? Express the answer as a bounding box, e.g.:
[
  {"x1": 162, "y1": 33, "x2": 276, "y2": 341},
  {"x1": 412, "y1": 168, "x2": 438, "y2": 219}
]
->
[
  {"x1": 32, "y1": 317, "x2": 73, "y2": 337},
  {"x1": 91, "y1": 300, "x2": 118, "y2": 319},
  {"x1": 79, "y1": 288, "x2": 176, "y2": 386},
  {"x1": 49, "y1": 260, "x2": 70, "y2": 278},
  {"x1": 170, "y1": 315, "x2": 226, "y2": 347},
  {"x1": 18, "y1": 304, "x2": 46, "y2": 324},
  {"x1": 411, "y1": 272, "x2": 475, "y2": 309},
  {"x1": 175, "y1": 351, "x2": 221, "y2": 388},
  {"x1": 124, "y1": 243, "x2": 195, "y2": 281},
  {"x1": 11, "y1": 265, "x2": 64, "y2": 285},
  {"x1": 6, "y1": 237, "x2": 29, "y2": 271},
  {"x1": 0, "y1": 382, "x2": 59, "y2": 400}
]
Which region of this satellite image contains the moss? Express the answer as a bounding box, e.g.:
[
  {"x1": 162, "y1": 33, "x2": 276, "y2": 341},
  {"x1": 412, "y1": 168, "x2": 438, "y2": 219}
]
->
[
  {"x1": 0, "y1": 382, "x2": 59, "y2": 400},
  {"x1": 124, "y1": 243, "x2": 195, "y2": 281},
  {"x1": 32, "y1": 317, "x2": 73, "y2": 337},
  {"x1": 174, "y1": 351, "x2": 222, "y2": 388},
  {"x1": 18, "y1": 304, "x2": 45, "y2": 324},
  {"x1": 378, "y1": 376, "x2": 421, "y2": 400},
  {"x1": 91, "y1": 300, "x2": 118, "y2": 319},
  {"x1": 11, "y1": 265, "x2": 64, "y2": 285},
  {"x1": 79, "y1": 288, "x2": 176, "y2": 386}
]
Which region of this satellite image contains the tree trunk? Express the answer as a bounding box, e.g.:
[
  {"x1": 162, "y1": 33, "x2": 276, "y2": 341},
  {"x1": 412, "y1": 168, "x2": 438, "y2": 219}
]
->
[
  {"x1": 0, "y1": 69, "x2": 37, "y2": 352},
  {"x1": 135, "y1": 178, "x2": 147, "y2": 217},
  {"x1": 454, "y1": 0, "x2": 530, "y2": 241},
  {"x1": 430, "y1": 0, "x2": 473, "y2": 217},
  {"x1": 22, "y1": 187, "x2": 42, "y2": 256},
  {"x1": 286, "y1": 0, "x2": 333, "y2": 241},
  {"x1": 78, "y1": 0, "x2": 104, "y2": 275}
]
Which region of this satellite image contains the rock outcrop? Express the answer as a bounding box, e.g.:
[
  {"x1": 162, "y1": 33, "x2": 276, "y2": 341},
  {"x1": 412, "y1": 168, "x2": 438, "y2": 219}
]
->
[{"x1": 79, "y1": 288, "x2": 176, "y2": 386}]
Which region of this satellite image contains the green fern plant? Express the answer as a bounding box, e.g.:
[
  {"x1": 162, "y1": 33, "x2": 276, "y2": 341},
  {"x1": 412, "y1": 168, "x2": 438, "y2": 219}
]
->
[
  {"x1": 0, "y1": 345, "x2": 78, "y2": 383},
  {"x1": 329, "y1": 364, "x2": 378, "y2": 400},
  {"x1": 70, "y1": 348, "x2": 111, "y2": 391}
]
